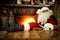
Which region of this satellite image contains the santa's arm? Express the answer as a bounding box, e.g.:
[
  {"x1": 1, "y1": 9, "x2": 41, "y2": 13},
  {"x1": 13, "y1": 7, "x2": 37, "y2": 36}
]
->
[{"x1": 48, "y1": 16, "x2": 55, "y2": 24}]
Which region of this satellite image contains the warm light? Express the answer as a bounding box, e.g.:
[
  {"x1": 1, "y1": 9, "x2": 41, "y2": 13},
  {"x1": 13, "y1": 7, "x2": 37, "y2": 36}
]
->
[
  {"x1": 23, "y1": 18, "x2": 35, "y2": 24},
  {"x1": 29, "y1": 18, "x2": 35, "y2": 23},
  {"x1": 16, "y1": 15, "x2": 36, "y2": 25}
]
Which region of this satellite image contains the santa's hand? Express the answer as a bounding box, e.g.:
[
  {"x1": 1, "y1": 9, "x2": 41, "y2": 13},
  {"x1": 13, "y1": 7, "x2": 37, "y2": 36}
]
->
[
  {"x1": 39, "y1": 25, "x2": 43, "y2": 28},
  {"x1": 43, "y1": 23, "x2": 54, "y2": 30}
]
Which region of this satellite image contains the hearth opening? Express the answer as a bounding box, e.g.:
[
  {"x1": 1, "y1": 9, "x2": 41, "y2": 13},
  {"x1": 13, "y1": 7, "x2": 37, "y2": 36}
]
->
[{"x1": 16, "y1": 15, "x2": 36, "y2": 25}]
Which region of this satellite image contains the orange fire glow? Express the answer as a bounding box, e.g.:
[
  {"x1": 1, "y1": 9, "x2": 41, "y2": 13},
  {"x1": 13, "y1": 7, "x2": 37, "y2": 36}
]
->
[
  {"x1": 17, "y1": 15, "x2": 36, "y2": 25},
  {"x1": 23, "y1": 18, "x2": 35, "y2": 24}
]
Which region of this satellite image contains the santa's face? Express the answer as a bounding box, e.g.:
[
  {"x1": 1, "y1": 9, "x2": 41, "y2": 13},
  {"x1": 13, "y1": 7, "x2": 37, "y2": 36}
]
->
[{"x1": 42, "y1": 10, "x2": 49, "y2": 13}]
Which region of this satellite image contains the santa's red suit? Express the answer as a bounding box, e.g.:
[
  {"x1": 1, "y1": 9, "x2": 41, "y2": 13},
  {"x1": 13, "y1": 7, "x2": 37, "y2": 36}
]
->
[
  {"x1": 29, "y1": 15, "x2": 55, "y2": 30},
  {"x1": 27, "y1": 7, "x2": 55, "y2": 30}
]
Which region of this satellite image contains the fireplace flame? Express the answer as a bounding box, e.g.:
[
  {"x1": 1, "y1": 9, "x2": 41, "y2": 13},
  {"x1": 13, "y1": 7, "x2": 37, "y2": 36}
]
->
[
  {"x1": 29, "y1": 18, "x2": 35, "y2": 23},
  {"x1": 23, "y1": 18, "x2": 35, "y2": 24}
]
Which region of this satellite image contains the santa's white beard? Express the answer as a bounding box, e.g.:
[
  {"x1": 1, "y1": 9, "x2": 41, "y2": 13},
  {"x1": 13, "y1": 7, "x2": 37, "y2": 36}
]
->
[{"x1": 37, "y1": 11, "x2": 53, "y2": 24}]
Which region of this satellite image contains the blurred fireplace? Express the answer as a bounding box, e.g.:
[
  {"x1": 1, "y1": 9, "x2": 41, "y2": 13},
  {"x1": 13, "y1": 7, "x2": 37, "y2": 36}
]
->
[
  {"x1": 15, "y1": 8, "x2": 36, "y2": 25},
  {"x1": 1, "y1": 7, "x2": 37, "y2": 31},
  {"x1": 16, "y1": 15, "x2": 35, "y2": 24}
]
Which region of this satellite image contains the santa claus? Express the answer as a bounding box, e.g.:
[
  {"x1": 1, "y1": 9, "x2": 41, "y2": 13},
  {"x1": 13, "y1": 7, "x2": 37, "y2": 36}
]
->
[
  {"x1": 16, "y1": 7, "x2": 55, "y2": 31},
  {"x1": 28, "y1": 7, "x2": 55, "y2": 30}
]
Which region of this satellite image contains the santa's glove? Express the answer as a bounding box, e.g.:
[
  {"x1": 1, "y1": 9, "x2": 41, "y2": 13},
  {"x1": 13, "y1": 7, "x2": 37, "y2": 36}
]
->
[{"x1": 43, "y1": 23, "x2": 54, "y2": 31}]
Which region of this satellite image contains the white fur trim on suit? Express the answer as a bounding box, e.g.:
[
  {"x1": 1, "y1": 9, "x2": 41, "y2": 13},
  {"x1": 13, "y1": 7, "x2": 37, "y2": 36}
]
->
[
  {"x1": 24, "y1": 23, "x2": 30, "y2": 31},
  {"x1": 43, "y1": 23, "x2": 54, "y2": 30}
]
